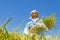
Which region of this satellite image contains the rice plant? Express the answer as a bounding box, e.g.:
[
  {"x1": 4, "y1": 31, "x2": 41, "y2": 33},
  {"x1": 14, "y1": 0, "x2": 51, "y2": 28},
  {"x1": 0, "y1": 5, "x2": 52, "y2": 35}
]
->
[{"x1": 0, "y1": 15, "x2": 59, "y2": 40}]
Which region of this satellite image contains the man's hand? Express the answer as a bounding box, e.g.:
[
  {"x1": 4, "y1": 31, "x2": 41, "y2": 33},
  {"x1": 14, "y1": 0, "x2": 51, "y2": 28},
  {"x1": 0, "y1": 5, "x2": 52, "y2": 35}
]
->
[{"x1": 36, "y1": 22, "x2": 49, "y2": 32}]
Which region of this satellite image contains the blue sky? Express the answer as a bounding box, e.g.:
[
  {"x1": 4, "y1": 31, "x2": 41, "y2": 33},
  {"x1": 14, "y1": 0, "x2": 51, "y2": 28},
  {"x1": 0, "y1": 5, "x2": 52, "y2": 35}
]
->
[{"x1": 0, "y1": 0, "x2": 60, "y2": 36}]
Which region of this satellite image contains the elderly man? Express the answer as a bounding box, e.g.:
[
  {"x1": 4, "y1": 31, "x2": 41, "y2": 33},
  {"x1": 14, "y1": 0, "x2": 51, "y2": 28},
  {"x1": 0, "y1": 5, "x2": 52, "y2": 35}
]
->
[{"x1": 23, "y1": 10, "x2": 49, "y2": 40}]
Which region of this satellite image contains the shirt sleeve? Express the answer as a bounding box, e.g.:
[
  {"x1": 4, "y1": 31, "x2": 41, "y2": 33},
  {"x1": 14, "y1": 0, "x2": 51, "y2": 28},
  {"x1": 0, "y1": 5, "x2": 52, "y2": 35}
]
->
[
  {"x1": 25, "y1": 22, "x2": 31, "y2": 29},
  {"x1": 23, "y1": 22, "x2": 31, "y2": 35},
  {"x1": 41, "y1": 22, "x2": 49, "y2": 32},
  {"x1": 36, "y1": 19, "x2": 49, "y2": 32}
]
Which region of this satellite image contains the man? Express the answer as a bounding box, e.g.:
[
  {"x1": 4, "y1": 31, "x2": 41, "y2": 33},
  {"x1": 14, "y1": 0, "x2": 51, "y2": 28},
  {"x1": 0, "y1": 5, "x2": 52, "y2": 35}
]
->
[{"x1": 23, "y1": 10, "x2": 49, "y2": 39}]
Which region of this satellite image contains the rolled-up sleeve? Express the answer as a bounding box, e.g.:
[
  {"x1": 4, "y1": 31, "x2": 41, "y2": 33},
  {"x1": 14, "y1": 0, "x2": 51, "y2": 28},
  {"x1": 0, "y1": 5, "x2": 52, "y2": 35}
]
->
[
  {"x1": 36, "y1": 20, "x2": 49, "y2": 32},
  {"x1": 41, "y1": 22, "x2": 49, "y2": 32}
]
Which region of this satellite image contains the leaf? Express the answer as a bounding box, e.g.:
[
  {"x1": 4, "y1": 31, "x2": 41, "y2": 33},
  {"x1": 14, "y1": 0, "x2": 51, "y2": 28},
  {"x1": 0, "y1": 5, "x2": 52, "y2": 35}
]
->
[
  {"x1": 0, "y1": 17, "x2": 13, "y2": 37},
  {"x1": 1, "y1": 17, "x2": 13, "y2": 29}
]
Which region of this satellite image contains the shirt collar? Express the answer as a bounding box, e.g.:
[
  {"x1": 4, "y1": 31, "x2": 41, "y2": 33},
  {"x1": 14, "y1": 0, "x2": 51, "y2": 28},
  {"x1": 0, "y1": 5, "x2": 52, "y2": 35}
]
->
[{"x1": 31, "y1": 18, "x2": 39, "y2": 24}]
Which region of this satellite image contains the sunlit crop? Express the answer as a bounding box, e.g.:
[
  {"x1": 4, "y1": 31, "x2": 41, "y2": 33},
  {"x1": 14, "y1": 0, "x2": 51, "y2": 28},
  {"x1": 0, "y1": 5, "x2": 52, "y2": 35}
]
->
[{"x1": 0, "y1": 15, "x2": 59, "y2": 40}]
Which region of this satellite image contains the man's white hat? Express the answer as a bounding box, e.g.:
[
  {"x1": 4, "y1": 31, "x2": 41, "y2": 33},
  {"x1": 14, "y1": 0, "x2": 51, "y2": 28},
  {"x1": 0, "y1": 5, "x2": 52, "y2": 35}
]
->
[{"x1": 29, "y1": 10, "x2": 39, "y2": 19}]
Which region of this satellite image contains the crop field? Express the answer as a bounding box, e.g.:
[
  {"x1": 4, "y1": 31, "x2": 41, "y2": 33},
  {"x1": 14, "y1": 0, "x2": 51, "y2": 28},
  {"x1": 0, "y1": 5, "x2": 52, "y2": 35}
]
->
[{"x1": 0, "y1": 16, "x2": 60, "y2": 40}]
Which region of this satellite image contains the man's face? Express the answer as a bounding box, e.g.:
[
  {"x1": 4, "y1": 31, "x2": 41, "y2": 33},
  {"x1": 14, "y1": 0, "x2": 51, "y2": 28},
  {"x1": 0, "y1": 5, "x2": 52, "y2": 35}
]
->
[{"x1": 31, "y1": 12, "x2": 38, "y2": 19}]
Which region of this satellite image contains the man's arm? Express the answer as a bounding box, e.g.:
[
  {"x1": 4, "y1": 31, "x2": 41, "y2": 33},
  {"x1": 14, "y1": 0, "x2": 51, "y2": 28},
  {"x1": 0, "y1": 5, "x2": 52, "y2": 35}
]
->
[
  {"x1": 41, "y1": 22, "x2": 49, "y2": 32},
  {"x1": 36, "y1": 19, "x2": 49, "y2": 32},
  {"x1": 23, "y1": 22, "x2": 31, "y2": 35}
]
